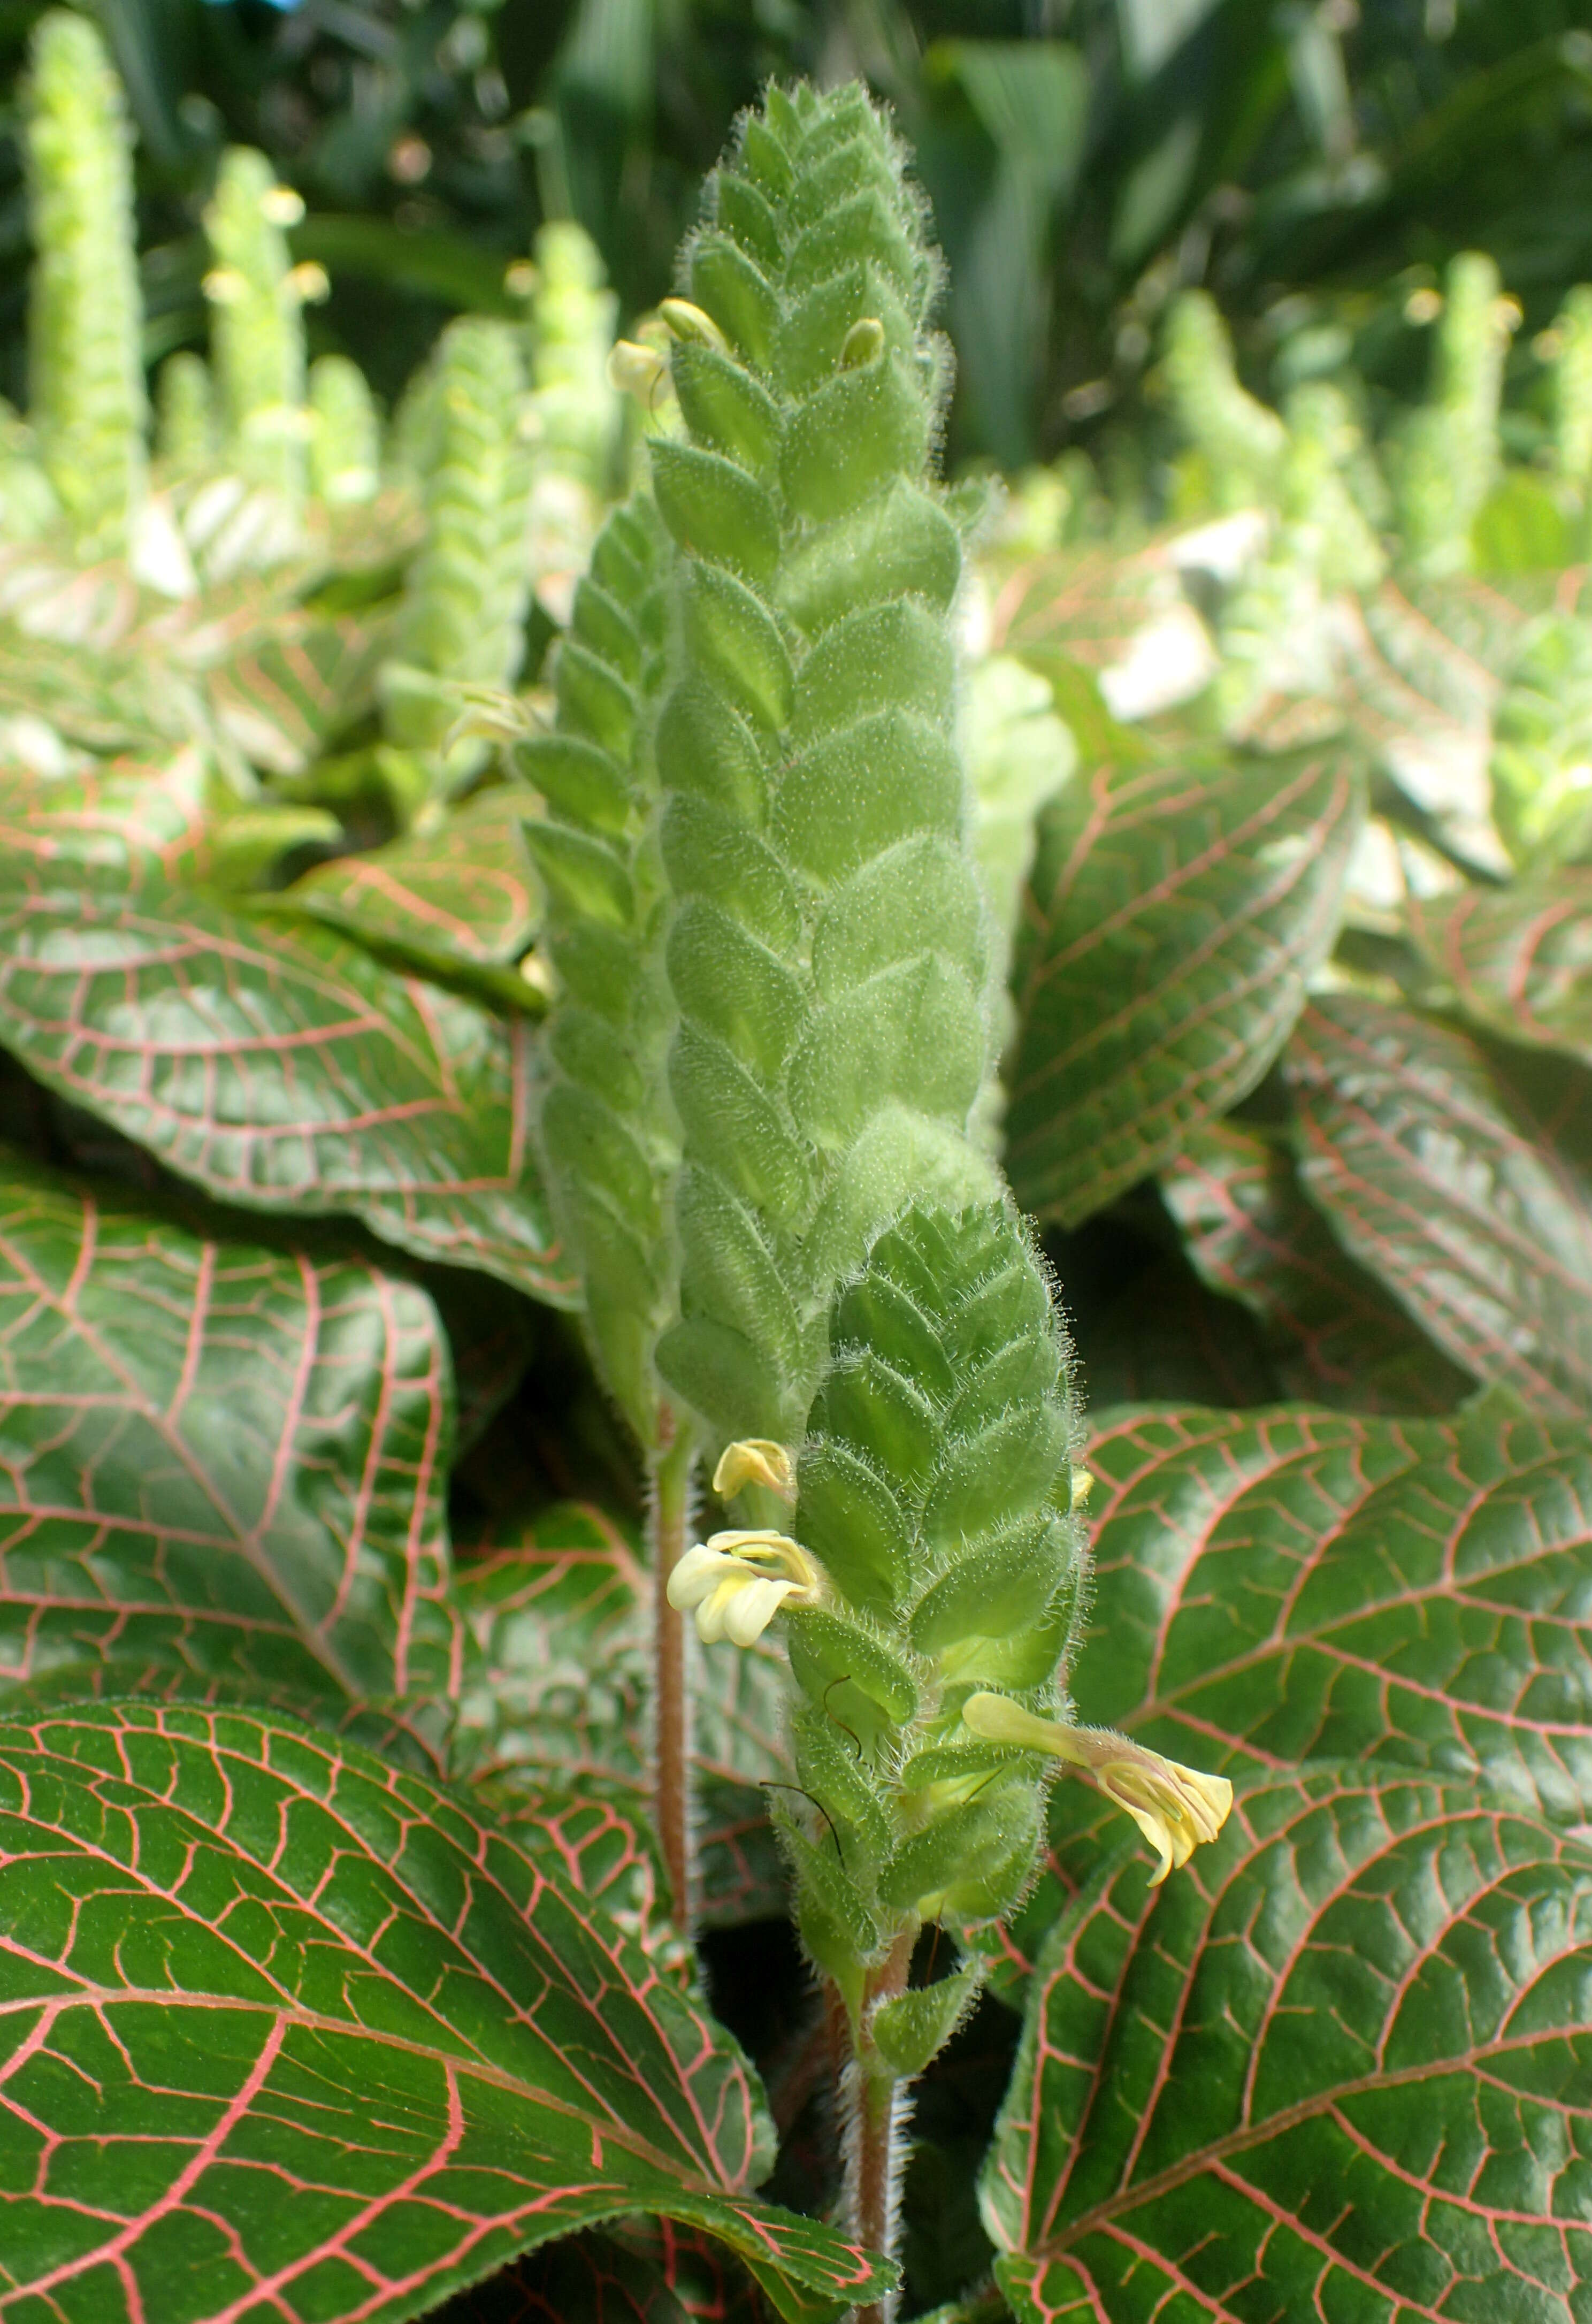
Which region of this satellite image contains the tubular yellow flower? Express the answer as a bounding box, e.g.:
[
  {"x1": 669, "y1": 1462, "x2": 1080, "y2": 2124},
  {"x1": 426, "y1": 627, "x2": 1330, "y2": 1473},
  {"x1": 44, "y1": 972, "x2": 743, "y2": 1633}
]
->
[
  {"x1": 711, "y1": 1439, "x2": 797, "y2": 1502},
  {"x1": 667, "y1": 1531, "x2": 823, "y2": 1647},
  {"x1": 961, "y1": 1692, "x2": 1233, "y2": 1886}
]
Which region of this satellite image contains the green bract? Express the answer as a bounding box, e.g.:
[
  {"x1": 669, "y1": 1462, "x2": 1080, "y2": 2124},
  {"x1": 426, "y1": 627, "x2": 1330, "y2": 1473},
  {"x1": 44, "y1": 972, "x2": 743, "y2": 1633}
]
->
[
  {"x1": 519, "y1": 492, "x2": 679, "y2": 1441},
  {"x1": 650, "y1": 81, "x2": 1000, "y2": 1455},
  {"x1": 776, "y1": 1199, "x2": 1084, "y2": 2023}
]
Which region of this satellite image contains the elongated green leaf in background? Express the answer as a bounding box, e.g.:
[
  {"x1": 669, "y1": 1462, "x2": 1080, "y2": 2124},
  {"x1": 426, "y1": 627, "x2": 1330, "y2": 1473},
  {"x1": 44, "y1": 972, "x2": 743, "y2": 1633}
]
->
[
  {"x1": 0, "y1": 1703, "x2": 891, "y2": 2324},
  {"x1": 286, "y1": 788, "x2": 542, "y2": 984},
  {"x1": 1287, "y1": 992, "x2": 1592, "y2": 1414},
  {"x1": 1007, "y1": 746, "x2": 1361, "y2": 1224},
  {"x1": 985, "y1": 1768, "x2": 1592, "y2": 2324},
  {"x1": 0, "y1": 1153, "x2": 461, "y2": 1709},
  {"x1": 0, "y1": 872, "x2": 573, "y2": 1303},
  {"x1": 1162, "y1": 1119, "x2": 1472, "y2": 1411},
  {"x1": 1409, "y1": 868, "x2": 1592, "y2": 1062},
  {"x1": 456, "y1": 1505, "x2": 790, "y2": 1926}
]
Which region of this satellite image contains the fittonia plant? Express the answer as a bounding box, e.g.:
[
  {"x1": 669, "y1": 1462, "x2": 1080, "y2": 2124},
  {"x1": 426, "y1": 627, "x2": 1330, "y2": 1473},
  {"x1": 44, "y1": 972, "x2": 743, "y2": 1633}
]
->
[{"x1": 528, "y1": 79, "x2": 1232, "y2": 2304}]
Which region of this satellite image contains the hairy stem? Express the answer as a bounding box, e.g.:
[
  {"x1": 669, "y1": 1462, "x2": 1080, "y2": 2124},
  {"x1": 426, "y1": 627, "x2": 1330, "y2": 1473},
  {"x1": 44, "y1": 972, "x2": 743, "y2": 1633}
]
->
[
  {"x1": 649, "y1": 1408, "x2": 697, "y2": 1926},
  {"x1": 847, "y1": 1930, "x2": 915, "y2": 2324}
]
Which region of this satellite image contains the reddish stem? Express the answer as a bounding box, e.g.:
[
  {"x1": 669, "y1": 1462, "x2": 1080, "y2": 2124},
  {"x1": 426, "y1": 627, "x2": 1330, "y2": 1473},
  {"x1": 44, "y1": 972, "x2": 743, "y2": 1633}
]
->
[
  {"x1": 848, "y1": 1929, "x2": 915, "y2": 2324},
  {"x1": 649, "y1": 1406, "x2": 696, "y2": 1927}
]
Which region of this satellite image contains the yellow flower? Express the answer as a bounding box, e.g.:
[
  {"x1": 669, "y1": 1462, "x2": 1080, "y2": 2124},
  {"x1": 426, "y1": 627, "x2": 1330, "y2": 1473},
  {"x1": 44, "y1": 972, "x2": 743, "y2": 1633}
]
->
[
  {"x1": 711, "y1": 1438, "x2": 797, "y2": 1502},
  {"x1": 961, "y1": 1692, "x2": 1233, "y2": 1886},
  {"x1": 667, "y1": 1531, "x2": 822, "y2": 1647}
]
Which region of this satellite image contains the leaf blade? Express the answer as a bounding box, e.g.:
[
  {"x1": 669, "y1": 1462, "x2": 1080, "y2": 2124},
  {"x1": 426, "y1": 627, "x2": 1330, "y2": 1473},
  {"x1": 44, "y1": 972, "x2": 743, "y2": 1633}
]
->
[
  {"x1": 1007, "y1": 747, "x2": 1360, "y2": 1225},
  {"x1": 0, "y1": 1703, "x2": 889, "y2": 2322}
]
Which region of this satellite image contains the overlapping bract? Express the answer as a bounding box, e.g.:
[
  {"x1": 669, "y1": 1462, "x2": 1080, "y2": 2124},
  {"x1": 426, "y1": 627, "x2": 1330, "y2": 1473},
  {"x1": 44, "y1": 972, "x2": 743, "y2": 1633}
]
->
[
  {"x1": 775, "y1": 1202, "x2": 1083, "y2": 2015},
  {"x1": 649, "y1": 81, "x2": 1000, "y2": 1454},
  {"x1": 519, "y1": 494, "x2": 679, "y2": 1441}
]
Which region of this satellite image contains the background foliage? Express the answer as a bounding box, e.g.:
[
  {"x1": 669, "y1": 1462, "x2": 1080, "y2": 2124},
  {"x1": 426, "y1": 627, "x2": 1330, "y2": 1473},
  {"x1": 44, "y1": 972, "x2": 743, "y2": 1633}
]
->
[{"x1": 4, "y1": 5, "x2": 1592, "y2": 2324}]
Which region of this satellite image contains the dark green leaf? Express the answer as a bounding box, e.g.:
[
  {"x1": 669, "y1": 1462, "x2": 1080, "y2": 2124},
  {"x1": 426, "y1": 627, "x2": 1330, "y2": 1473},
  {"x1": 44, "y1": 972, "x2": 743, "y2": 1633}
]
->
[
  {"x1": 1162, "y1": 1118, "x2": 1472, "y2": 1411},
  {"x1": 1287, "y1": 992, "x2": 1592, "y2": 1415},
  {"x1": 0, "y1": 1702, "x2": 890, "y2": 2322},
  {"x1": 0, "y1": 1152, "x2": 461, "y2": 1709},
  {"x1": 1007, "y1": 746, "x2": 1361, "y2": 1225},
  {"x1": 455, "y1": 1505, "x2": 791, "y2": 1927},
  {"x1": 986, "y1": 1767, "x2": 1592, "y2": 2324},
  {"x1": 993, "y1": 1397, "x2": 1592, "y2": 1987},
  {"x1": 0, "y1": 873, "x2": 573, "y2": 1304}
]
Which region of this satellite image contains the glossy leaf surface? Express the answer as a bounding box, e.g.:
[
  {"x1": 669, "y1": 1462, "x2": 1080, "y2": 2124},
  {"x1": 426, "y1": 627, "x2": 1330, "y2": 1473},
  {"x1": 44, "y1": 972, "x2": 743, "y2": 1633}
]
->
[
  {"x1": 1162, "y1": 1119, "x2": 1472, "y2": 1411},
  {"x1": 0, "y1": 872, "x2": 573, "y2": 1303},
  {"x1": 986, "y1": 1767, "x2": 1592, "y2": 2323},
  {"x1": 991, "y1": 1398, "x2": 1592, "y2": 1989},
  {"x1": 1007, "y1": 747, "x2": 1360, "y2": 1225},
  {"x1": 0, "y1": 1156, "x2": 461, "y2": 1708},
  {"x1": 1287, "y1": 992, "x2": 1592, "y2": 1415},
  {"x1": 1409, "y1": 868, "x2": 1592, "y2": 1063},
  {"x1": 0, "y1": 1703, "x2": 889, "y2": 2323}
]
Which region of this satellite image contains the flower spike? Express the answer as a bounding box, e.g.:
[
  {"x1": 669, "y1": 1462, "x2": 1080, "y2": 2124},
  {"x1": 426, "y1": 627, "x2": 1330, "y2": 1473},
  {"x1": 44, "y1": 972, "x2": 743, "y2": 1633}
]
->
[
  {"x1": 961, "y1": 1693, "x2": 1233, "y2": 1886},
  {"x1": 667, "y1": 1530, "x2": 823, "y2": 1647}
]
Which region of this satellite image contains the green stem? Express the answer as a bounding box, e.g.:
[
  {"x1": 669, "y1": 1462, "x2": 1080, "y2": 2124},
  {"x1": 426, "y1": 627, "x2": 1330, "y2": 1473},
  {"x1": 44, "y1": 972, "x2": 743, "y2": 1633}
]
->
[{"x1": 649, "y1": 1405, "x2": 697, "y2": 1927}]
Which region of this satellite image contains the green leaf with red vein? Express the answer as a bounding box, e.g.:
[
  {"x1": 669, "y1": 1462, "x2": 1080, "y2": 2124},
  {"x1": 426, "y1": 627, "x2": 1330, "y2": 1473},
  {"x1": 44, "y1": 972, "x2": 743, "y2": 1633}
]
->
[
  {"x1": 0, "y1": 1153, "x2": 462, "y2": 1715},
  {"x1": 989, "y1": 1399, "x2": 1592, "y2": 1991},
  {"x1": 443, "y1": 2220, "x2": 764, "y2": 2321},
  {"x1": 1162, "y1": 1119, "x2": 1472, "y2": 1412},
  {"x1": 0, "y1": 871, "x2": 574, "y2": 1303},
  {"x1": 1409, "y1": 868, "x2": 1592, "y2": 1064},
  {"x1": 0, "y1": 1702, "x2": 891, "y2": 2323},
  {"x1": 1006, "y1": 745, "x2": 1361, "y2": 1226},
  {"x1": 0, "y1": 753, "x2": 210, "y2": 889},
  {"x1": 984, "y1": 1766, "x2": 1592, "y2": 2324},
  {"x1": 455, "y1": 1505, "x2": 790, "y2": 1927},
  {"x1": 1287, "y1": 992, "x2": 1592, "y2": 1414},
  {"x1": 286, "y1": 788, "x2": 542, "y2": 985},
  {"x1": 203, "y1": 606, "x2": 389, "y2": 778}
]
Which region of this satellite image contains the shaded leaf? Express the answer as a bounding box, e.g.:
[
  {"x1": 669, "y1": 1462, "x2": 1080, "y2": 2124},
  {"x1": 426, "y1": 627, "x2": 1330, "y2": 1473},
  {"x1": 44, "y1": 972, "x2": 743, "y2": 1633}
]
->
[
  {"x1": 442, "y1": 2220, "x2": 764, "y2": 2321},
  {"x1": 456, "y1": 1505, "x2": 791, "y2": 1927},
  {"x1": 1162, "y1": 1118, "x2": 1472, "y2": 1411},
  {"x1": 0, "y1": 1152, "x2": 462, "y2": 1709},
  {"x1": 985, "y1": 1767, "x2": 1592, "y2": 2324},
  {"x1": 1007, "y1": 746, "x2": 1361, "y2": 1225},
  {"x1": 1287, "y1": 992, "x2": 1592, "y2": 1415},
  {"x1": 1409, "y1": 868, "x2": 1592, "y2": 1064},
  {"x1": 0, "y1": 872, "x2": 574, "y2": 1304},
  {"x1": 287, "y1": 788, "x2": 542, "y2": 981},
  {"x1": 0, "y1": 1702, "x2": 890, "y2": 2323}
]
